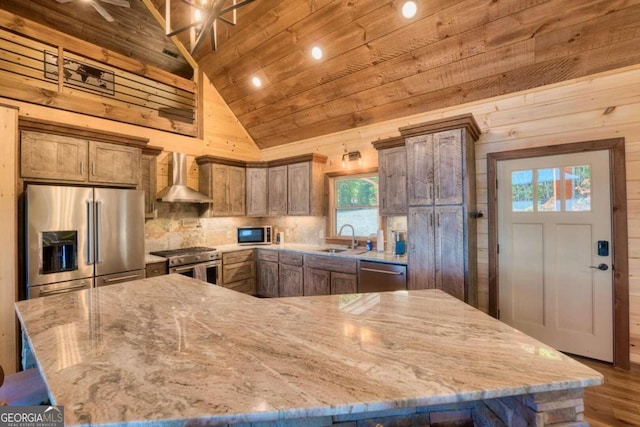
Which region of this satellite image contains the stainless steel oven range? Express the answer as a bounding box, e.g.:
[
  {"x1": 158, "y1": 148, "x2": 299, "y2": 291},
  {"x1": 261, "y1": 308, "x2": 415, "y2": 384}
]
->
[{"x1": 150, "y1": 247, "x2": 220, "y2": 284}]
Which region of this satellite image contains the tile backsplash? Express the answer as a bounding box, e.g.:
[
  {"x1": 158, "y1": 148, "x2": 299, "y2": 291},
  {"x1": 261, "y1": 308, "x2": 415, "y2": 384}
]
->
[{"x1": 145, "y1": 203, "x2": 326, "y2": 251}]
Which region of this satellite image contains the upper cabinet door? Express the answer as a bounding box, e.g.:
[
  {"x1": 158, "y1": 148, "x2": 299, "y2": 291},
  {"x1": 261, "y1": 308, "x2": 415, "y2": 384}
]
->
[
  {"x1": 228, "y1": 166, "x2": 246, "y2": 216},
  {"x1": 433, "y1": 130, "x2": 463, "y2": 205},
  {"x1": 89, "y1": 141, "x2": 140, "y2": 185},
  {"x1": 379, "y1": 146, "x2": 408, "y2": 215},
  {"x1": 246, "y1": 167, "x2": 268, "y2": 217},
  {"x1": 268, "y1": 165, "x2": 287, "y2": 216},
  {"x1": 406, "y1": 134, "x2": 434, "y2": 206},
  {"x1": 21, "y1": 131, "x2": 88, "y2": 182},
  {"x1": 210, "y1": 164, "x2": 230, "y2": 216},
  {"x1": 287, "y1": 162, "x2": 310, "y2": 215}
]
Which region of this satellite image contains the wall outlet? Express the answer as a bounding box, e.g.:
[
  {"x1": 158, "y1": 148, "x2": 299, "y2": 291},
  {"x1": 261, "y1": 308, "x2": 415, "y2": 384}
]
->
[
  {"x1": 226, "y1": 229, "x2": 233, "y2": 239},
  {"x1": 318, "y1": 229, "x2": 324, "y2": 238},
  {"x1": 285, "y1": 228, "x2": 290, "y2": 237}
]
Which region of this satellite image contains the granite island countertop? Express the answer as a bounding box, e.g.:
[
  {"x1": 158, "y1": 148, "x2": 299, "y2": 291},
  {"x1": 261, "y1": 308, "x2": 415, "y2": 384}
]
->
[{"x1": 16, "y1": 275, "x2": 601, "y2": 426}]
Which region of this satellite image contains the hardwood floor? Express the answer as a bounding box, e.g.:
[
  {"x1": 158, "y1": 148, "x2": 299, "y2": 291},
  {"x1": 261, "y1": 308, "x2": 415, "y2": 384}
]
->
[{"x1": 575, "y1": 357, "x2": 640, "y2": 426}]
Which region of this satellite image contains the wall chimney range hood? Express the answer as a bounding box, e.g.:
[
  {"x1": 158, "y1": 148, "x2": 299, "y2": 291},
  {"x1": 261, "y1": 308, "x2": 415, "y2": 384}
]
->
[{"x1": 157, "y1": 152, "x2": 213, "y2": 203}]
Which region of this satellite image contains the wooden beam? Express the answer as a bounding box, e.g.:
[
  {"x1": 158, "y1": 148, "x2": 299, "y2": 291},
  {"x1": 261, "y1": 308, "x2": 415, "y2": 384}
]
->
[{"x1": 140, "y1": 0, "x2": 198, "y2": 71}]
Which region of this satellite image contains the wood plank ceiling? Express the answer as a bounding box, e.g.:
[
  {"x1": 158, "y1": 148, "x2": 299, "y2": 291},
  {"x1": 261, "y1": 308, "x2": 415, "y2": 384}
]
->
[{"x1": 2, "y1": 0, "x2": 640, "y2": 148}]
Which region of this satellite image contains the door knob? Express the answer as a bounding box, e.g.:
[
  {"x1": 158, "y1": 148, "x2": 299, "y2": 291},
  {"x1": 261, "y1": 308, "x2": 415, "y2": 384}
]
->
[{"x1": 589, "y1": 263, "x2": 609, "y2": 271}]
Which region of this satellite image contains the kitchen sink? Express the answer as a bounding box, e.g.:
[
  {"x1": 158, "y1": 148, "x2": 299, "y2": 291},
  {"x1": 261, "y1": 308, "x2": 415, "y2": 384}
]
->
[{"x1": 317, "y1": 248, "x2": 348, "y2": 254}]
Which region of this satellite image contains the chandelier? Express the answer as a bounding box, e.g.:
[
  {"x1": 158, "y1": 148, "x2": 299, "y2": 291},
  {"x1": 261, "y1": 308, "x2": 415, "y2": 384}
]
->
[{"x1": 165, "y1": 0, "x2": 255, "y2": 54}]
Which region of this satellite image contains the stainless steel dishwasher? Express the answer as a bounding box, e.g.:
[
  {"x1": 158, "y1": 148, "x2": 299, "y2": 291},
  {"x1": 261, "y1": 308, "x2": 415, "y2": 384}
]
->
[{"x1": 358, "y1": 261, "x2": 407, "y2": 293}]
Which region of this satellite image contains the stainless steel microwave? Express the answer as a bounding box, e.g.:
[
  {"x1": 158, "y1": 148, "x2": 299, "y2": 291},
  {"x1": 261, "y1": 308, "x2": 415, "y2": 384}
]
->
[{"x1": 237, "y1": 226, "x2": 273, "y2": 245}]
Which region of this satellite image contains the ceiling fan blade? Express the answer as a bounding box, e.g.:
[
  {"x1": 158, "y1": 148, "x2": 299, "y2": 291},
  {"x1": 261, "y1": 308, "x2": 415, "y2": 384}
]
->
[
  {"x1": 89, "y1": 0, "x2": 115, "y2": 22},
  {"x1": 99, "y1": 0, "x2": 130, "y2": 8},
  {"x1": 55, "y1": 0, "x2": 75, "y2": 3}
]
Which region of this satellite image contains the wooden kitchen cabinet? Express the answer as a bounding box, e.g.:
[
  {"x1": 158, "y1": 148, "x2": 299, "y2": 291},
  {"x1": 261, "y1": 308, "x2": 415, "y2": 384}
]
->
[
  {"x1": 399, "y1": 115, "x2": 479, "y2": 306},
  {"x1": 221, "y1": 249, "x2": 256, "y2": 295},
  {"x1": 287, "y1": 162, "x2": 311, "y2": 215},
  {"x1": 21, "y1": 131, "x2": 88, "y2": 182},
  {"x1": 145, "y1": 261, "x2": 168, "y2": 278},
  {"x1": 89, "y1": 141, "x2": 140, "y2": 185},
  {"x1": 256, "y1": 249, "x2": 279, "y2": 297},
  {"x1": 279, "y1": 264, "x2": 304, "y2": 297},
  {"x1": 330, "y1": 272, "x2": 358, "y2": 295},
  {"x1": 287, "y1": 158, "x2": 326, "y2": 216},
  {"x1": 246, "y1": 166, "x2": 268, "y2": 216},
  {"x1": 303, "y1": 267, "x2": 330, "y2": 296},
  {"x1": 373, "y1": 139, "x2": 408, "y2": 216},
  {"x1": 279, "y1": 252, "x2": 303, "y2": 297},
  {"x1": 197, "y1": 157, "x2": 246, "y2": 217},
  {"x1": 140, "y1": 152, "x2": 158, "y2": 219},
  {"x1": 303, "y1": 254, "x2": 357, "y2": 296},
  {"x1": 267, "y1": 155, "x2": 327, "y2": 217},
  {"x1": 21, "y1": 131, "x2": 141, "y2": 186},
  {"x1": 268, "y1": 165, "x2": 287, "y2": 216},
  {"x1": 408, "y1": 205, "x2": 465, "y2": 300},
  {"x1": 406, "y1": 131, "x2": 463, "y2": 206}
]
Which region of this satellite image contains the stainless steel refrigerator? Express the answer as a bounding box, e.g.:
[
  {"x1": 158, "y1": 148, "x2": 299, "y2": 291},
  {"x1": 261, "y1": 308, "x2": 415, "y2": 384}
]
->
[{"x1": 25, "y1": 184, "x2": 145, "y2": 298}]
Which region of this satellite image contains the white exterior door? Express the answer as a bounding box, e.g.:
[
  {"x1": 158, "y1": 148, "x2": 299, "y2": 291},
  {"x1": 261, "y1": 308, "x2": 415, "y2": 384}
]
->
[{"x1": 497, "y1": 150, "x2": 613, "y2": 362}]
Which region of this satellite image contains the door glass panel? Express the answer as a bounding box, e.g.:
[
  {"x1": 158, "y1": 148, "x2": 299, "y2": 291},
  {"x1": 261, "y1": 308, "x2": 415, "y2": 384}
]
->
[
  {"x1": 511, "y1": 170, "x2": 533, "y2": 212},
  {"x1": 537, "y1": 168, "x2": 560, "y2": 212},
  {"x1": 565, "y1": 165, "x2": 591, "y2": 212}
]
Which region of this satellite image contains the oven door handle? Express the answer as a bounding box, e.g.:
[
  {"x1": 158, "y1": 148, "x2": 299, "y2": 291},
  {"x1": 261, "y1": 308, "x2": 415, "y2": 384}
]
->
[{"x1": 172, "y1": 265, "x2": 195, "y2": 273}]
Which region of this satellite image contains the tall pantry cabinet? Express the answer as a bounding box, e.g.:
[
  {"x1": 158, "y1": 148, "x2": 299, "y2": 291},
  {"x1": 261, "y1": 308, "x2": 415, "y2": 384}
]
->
[{"x1": 374, "y1": 114, "x2": 480, "y2": 306}]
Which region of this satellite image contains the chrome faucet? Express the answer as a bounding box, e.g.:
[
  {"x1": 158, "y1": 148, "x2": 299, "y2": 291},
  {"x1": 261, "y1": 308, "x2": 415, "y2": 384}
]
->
[{"x1": 338, "y1": 224, "x2": 356, "y2": 249}]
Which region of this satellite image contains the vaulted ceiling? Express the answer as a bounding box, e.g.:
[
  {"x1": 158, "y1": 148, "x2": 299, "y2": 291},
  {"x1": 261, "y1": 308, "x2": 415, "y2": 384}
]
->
[{"x1": 1, "y1": 0, "x2": 640, "y2": 149}]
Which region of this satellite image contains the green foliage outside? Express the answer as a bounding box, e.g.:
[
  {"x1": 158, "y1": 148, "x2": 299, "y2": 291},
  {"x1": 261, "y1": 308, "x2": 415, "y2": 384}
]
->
[{"x1": 336, "y1": 176, "x2": 378, "y2": 207}]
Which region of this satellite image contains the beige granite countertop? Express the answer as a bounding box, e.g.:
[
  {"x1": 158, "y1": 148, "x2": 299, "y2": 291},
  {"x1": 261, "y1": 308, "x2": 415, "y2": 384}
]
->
[
  {"x1": 214, "y1": 243, "x2": 408, "y2": 265},
  {"x1": 16, "y1": 275, "x2": 602, "y2": 426}
]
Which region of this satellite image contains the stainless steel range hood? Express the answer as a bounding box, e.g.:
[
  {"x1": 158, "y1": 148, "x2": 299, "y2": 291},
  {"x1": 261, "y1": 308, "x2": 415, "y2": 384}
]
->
[{"x1": 157, "y1": 152, "x2": 213, "y2": 203}]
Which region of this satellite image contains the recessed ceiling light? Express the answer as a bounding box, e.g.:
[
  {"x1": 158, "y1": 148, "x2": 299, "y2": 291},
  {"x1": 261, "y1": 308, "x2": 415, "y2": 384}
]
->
[
  {"x1": 251, "y1": 76, "x2": 262, "y2": 88},
  {"x1": 401, "y1": 1, "x2": 418, "y2": 19},
  {"x1": 311, "y1": 46, "x2": 323, "y2": 60}
]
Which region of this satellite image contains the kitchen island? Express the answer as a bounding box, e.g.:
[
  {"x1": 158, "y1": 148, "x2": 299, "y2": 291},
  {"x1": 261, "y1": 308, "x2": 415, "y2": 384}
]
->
[{"x1": 16, "y1": 275, "x2": 601, "y2": 426}]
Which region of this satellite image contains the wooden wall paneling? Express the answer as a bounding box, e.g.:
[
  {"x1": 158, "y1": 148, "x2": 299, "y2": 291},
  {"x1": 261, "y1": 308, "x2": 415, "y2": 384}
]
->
[
  {"x1": 200, "y1": 73, "x2": 259, "y2": 160},
  {"x1": 0, "y1": 104, "x2": 18, "y2": 374}
]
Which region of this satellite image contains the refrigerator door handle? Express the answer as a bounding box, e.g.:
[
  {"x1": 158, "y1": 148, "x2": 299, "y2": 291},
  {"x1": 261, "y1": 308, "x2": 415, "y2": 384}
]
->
[
  {"x1": 96, "y1": 200, "x2": 102, "y2": 264},
  {"x1": 87, "y1": 200, "x2": 94, "y2": 265}
]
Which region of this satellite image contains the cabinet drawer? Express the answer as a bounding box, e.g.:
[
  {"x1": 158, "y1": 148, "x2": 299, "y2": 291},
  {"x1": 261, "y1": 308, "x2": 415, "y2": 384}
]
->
[
  {"x1": 279, "y1": 252, "x2": 303, "y2": 266},
  {"x1": 223, "y1": 249, "x2": 255, "y2": 264},
  {"x1": 257, "y1": 249, "x2": 279, "y2": 262},
  {"x1": 304, "y1": 254, "x2": 357, "y2": 274},
  {"x1": 223, "y1": 260, "x2": 255, "y2": 283},
  {"x1": 145, "y1": 261, "x2": 168, "y2": 278},
  {"x1": 222, "y1": 277, "x2": 255, "y2": 295}
]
